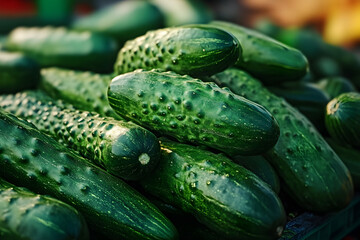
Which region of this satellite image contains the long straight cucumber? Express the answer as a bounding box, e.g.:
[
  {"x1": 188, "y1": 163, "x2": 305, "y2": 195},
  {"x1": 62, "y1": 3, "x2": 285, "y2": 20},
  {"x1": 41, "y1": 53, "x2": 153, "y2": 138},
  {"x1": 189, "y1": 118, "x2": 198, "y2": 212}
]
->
[
  {"x1": 0, "y1": 178, "x2": 89, "y2": 240},
  {"x1": 0, "y1": 109, "x2": 177, "y2": 240},
  {"x1": 140, "y1": 138, "x2": 286, "y2": 240},
  {"x1": 0, "y1": 91, "x2": 160, "y2": 181},
  {"x1": 108, "y1": 70, "x2": 280, "y2": 156},
  {"x1": 212, "y1": 68, "x2": 353, "y2": 212}
]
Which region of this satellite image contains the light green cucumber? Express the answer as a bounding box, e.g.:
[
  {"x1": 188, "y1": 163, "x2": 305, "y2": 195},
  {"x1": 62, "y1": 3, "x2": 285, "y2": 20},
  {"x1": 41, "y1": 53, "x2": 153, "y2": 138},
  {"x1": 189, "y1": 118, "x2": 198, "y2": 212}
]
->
[
  {"x1": 0, "y1": 109, "x2": 178, "y2": 240},
  {"x1": 5, "y1": 26, "x2": 118, "y2": 73},
  {"x1": 0, "y1": 178, "x2": 89, "y2": 240},
  {"x1": 0, "y1": 91, "x2": 160, "y2": 181},
  {"x1": 108, "y1": 70, "x2": 280, "y2": 156},
  {"x1": 39, "y1": 67, "x2": 120, "y2": 120},
  {"x1": 314, "y1": 76, "x2": 357, "y2": 99},
  {"x1": 114, "y1": 25, "x2": 240, "y2": 77},
  {"x1": 212, "y1": 68, "x2": 354, "y2": 212}
]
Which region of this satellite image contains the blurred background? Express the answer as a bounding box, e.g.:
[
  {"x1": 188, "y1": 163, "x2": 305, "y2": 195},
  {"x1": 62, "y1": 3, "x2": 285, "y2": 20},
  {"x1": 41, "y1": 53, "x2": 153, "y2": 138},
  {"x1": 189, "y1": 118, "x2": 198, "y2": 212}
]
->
[{"x1": 1, "y1": 0, "x2": 360, "y2": 47}]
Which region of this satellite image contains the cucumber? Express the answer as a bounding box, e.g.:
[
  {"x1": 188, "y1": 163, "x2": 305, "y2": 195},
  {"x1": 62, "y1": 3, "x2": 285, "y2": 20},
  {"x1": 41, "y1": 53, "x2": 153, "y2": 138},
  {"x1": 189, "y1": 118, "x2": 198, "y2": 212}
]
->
[
  {"x1": 325, "y1": 92, "x2": 360, "y2": 148},
  {"x1": 314, "y1": 76, "x2": 357, "y2": 99},
  {"x1": 0, "y1": 178, "x2": 89, "y2": 240},
  {"x1": 232, "y1": 155, "x2": 280, "y2": 194},
  {"x1": 5, "y1": 26, "x2": 118, "y2": 73},
  {"x1": 212, "y1": 68, "x2": 354, "y2": 212},
  {"x1": 114, "y1": 25, "x2": 240, "y2": 77},
  {"x1": 0, "y1": 109, "x2": 178, "y2": 240},
  {"x1": 140, "y1": 138, "x2": 286, "y2": 240},
  {"x1": 0, "y1": 91, "x2": 161, "y2": 181},
  {"x1": 72, "y1": 0, "x2": 164, "y2": 45},
  {"x1": 268, "y1": 82, "x2": 330, "y2": 132},
  {"x1": 209, "y1": 21, "x2": 308, "y2": 84},
  {"x1": 150, "y1": 0, "x2": 212, "y2": 27},
  {"x1": 326, "y1": 138, "x2": 360, "y2": 190},
  {"x1": 108, "y1": 70, "x2": 280, "y2": 156},
  {"x1": 39, "y1": 67, "x2": 121, "y2": 120},
  {"x1": 0, "y1": 51, "x2": 40, "y2": 94}
]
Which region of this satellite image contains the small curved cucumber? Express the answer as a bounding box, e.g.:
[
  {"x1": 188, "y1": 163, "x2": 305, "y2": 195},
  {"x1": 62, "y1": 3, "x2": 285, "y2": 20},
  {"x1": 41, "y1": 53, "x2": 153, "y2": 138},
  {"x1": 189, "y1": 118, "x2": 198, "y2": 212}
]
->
[
  {"x1": 114, "y1": 25, "x2": 240, "y2": 77},
  {"x1": 108, "y1": 70, "x2": 280, "y2": 156},
  {"x1": 325, "y1": 92, "x2": 360, "y2": 148},
  {"x1": 210, "y1": 21, "x2": 308, "y2": 84},
  {"x1": 0, "y1": 51, "x2": 40, "y2": 93},
  {"x1": 140, "y1": 138, "x2": 286, "y2": 240},
  {"x1": 315, "y1": 76, "x2": 357, "y2": 99},
  {"x1": 0, "y1": 91, "x2": 160, "y2": 181},
  {"x1": 72, "y1": 0, "x2": 164, "y2": 45},
  {"x1": 0, "y1": 109, "x2": 178, "y2": 240},
  {"x1": 5, "y1": 26, "x2": 118, "y2": 73},
  {"x1": 0, "y1": 178, "x2": 89, "y2": 240},
  {"x1": 232, "y1": 155, "x2": 280, "y2": 194},
  {"x1": 39, "y1": 67, "x2": 121, "y2": 120},
  {"x1": 212, "y1": 68, "x2": 353, "y2": 212}
]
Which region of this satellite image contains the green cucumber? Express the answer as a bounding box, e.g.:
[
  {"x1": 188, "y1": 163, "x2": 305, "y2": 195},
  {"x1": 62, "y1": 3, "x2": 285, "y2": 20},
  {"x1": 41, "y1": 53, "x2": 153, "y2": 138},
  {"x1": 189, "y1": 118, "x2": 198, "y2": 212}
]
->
[
  {"x1": 212, "y1": 68, "x2": 353, "y2": 212},
  {"x1": 0, "y1": 91, "x2": 160, "y2": 181},
  {"x1": 232, "y1": 155, "x2": 280, "y2": 194},
  {"x1": 325, "y1": 92, "x2": 360, "y2": 148},
  {"x1": 314, "y1": 76, "x2": 357, "y2": 99},
  {"x1": 0, "y1": 178, "x2": 88, "y2": 240},
  {"x1": 0, "y1": 51, "x2": 40, "y2": 94},
  {"x1": 0, "y1": 109, "x2": 178, "y2": 240},
  {"x1": 114, "y1": 25, "x2": 240, "y2": 77},
  {"x1": 39, "y1": 67, "x2": 121, "y2": 120},
  {"x1": 268, "y1": 82, "x2": 330, "y2": 132},
  {"x1": 108, "y1": 70, "x2": 280, "y2": 156},
  {"x1": 72, "y1": 0, "x2": 164, "y2": 45},
  {"x1": 209, "y1": 21, "x2": 308, "y2": 84},
  {"x1": 140, "y1": 138, "x2": 286, "y2": 240},
  {"x1": 150, "y1": 0, "x2": 212, "y2": 27},
  {"x1": 5, "y1": 26, "x2": 118, "y2": 73},
  {"x1": 326, "y1": 138, "x2": 360, "y2": 190}
]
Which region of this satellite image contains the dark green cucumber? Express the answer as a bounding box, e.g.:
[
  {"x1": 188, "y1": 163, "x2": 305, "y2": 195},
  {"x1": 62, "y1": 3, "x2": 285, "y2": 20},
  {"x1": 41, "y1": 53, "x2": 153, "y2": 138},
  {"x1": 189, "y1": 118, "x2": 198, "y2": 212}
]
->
[
  {"x1": 0, "y1": 178, "x2": 89, "y2": 240},
  {"x1": 212, "y1": 68, "x2": 353, "y2": 212},
  {"x1": 314, "y1": 76, "x2": 357, "y2": 99},
  {"x1": 325, "y1": 92, "x2": 360, "y2": 148},
  {"x1": 0, "y1": 109, "x2": 178, "y2": 240},
  {"x1": 5, "y1": 26, "x2": 118, "y2": 73},
  {"x1": 108, "y1": 70, "x2": 280, "y2": 156},
  {"x1": 326, "y1": 138, "x2": 360, "y2": 190},
  {"x1": 114, "y1": 25, "x2": 240, "y2": 77},
  {"x1": 39, "y1": 67, "x2": 121, "y2": 120},
  {"x1": 150, "y1": 0, "x2": 212, "y2": 27},
  {"x1": 72, "y1": 0, "x2": 164, "y2": 45},
  {"x1": 268, "y1": 82, "x2": 330, "y2": 132},
  {"x1": 140, "y1": 138, "x2": 286, "y2": 240},
  {"x1": 209, "y1": 21, "x2": 308, "y2": 84},
  {"x1": 232, "y1": 155, "x2": 280, "y2": 194},
  {"x1": 0, "y1": 51, "x2": 40, "y2": 93},
  {"x1": 0, "y1": 91, "x2": 161, "y2": 181}
]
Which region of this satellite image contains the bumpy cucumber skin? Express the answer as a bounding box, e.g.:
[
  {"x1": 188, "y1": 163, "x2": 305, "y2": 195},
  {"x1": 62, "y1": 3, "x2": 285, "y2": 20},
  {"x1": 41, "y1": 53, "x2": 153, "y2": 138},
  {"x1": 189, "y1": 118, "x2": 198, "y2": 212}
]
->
[
  {"x1": 72, "y1": 0, "x2": 164, "y2": 45},
  {"x1": 0, "y1": 91, "x2": 161, "y2": 181},
  {"x1": 326, "y1": 138, "x2": 360, "y2": 190},
  {"x1": 212, "y1": 68, "x2": 354, "y2": 212},
  {"x1": 210, "y1": 21, "x2": 308, "y2": 84},
  {"x1": 5, "y1": 26, "x2": 118, "y2": 73},
  {"x1": 315, "y1": 76, "x2": 357, "y2": 99},
  {"x1": 40, "y1": 67, "x2": 121, "y2": 120},
  {"x1": 0, "y1": 110, "x2": 178, "y2": 240},
  {"x1": 114, "y1": 25, "x2": 240, "y2": 77},
  {"x1": 0, "y1": 51, "x2": 40, "y2": 93},
  {"x1": 140, "y1": 139, "x2": 286, "y2": 240},
  {"x1": 108, "y1": 70, "x2": 280, "y2": 156},
  {"x1": 325, "y1": 92, "x2": 360, "y2": 148},
  {"x1": 232, "y1": 155, "x2": 280, "y2": 194},
  {"x1": 0, "y1": 178, "x2": 89, "y2": 240}
]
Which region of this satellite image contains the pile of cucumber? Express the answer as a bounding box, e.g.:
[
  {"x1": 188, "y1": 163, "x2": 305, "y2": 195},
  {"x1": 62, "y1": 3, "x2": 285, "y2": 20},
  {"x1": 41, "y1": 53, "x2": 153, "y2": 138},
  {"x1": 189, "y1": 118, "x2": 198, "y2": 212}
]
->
[{"x1": 0, "y1": 0, "x2": 359, "y2": 239}]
